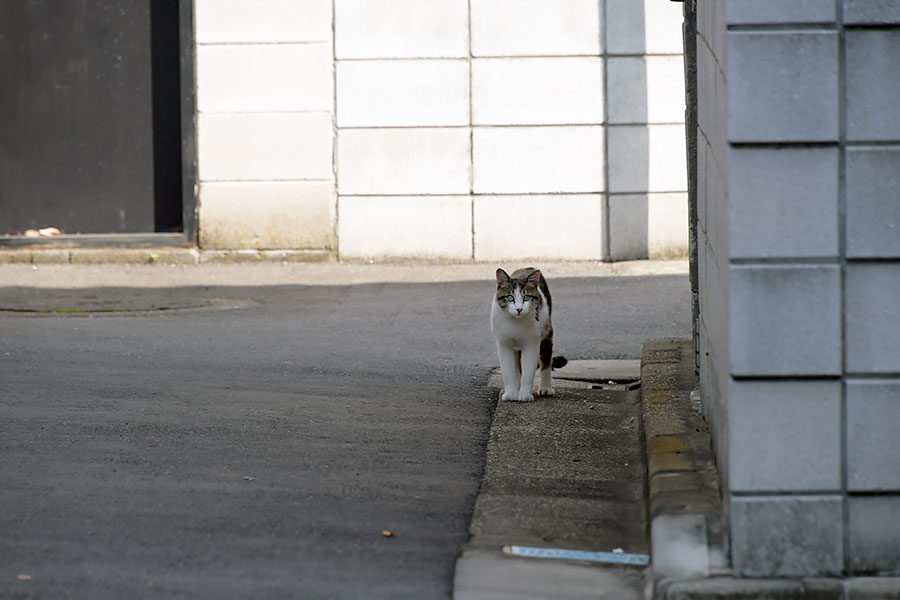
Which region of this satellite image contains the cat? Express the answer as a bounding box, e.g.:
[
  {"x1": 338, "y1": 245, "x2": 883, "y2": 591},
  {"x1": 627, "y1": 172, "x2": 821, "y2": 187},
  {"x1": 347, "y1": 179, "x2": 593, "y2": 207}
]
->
[{"x1": 491, "y1": 267, "x2": 567, "y2": 402}]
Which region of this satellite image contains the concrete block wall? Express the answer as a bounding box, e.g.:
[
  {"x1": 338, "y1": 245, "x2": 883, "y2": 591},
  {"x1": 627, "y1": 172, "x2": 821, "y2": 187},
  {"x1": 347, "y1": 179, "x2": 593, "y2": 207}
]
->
[
  {"x1": 194, "y1": 0, "x2": 336, "y2": 251},
  {"x1": 697, "y1": 0, "x2": 900, "y2": 577},
  {"x1": 334, "y1": 0, "x2": 471, "y2": 260},
  {"x1": 192, "y1": 0, "x2": 687, "y2": 261},
  {"x1": 696, "y1": 0, "x2": 729, "y2": 520},
  {"x1": 606, "y1": 0, "x2": 688, "y2": 261}
]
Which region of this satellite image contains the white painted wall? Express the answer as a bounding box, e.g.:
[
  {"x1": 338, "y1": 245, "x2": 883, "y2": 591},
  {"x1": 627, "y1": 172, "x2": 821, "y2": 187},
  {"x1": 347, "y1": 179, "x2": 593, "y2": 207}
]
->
[
  {"x1": 194, "y1": 0, "x2": 336, "y2": 251},
  {"x1": 193, "y1": 0, "x2": 687, "y2": 261}
]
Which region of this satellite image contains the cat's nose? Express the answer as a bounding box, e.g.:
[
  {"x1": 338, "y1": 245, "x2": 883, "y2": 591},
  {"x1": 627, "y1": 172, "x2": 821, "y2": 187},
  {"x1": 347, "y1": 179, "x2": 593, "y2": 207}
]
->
[{"x1": 516, "y1": 308, "x2": 522, "y2": 314}]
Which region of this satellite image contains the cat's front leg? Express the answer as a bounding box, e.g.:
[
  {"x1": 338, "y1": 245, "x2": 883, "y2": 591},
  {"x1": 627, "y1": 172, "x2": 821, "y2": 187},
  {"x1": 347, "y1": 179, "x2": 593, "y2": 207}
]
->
[
  {"x1": 497, "y1": 343, "x2": 520, "y2": 401},
  {"x1": 516, "y1": 343, "x2": 539, "y2": 402}
]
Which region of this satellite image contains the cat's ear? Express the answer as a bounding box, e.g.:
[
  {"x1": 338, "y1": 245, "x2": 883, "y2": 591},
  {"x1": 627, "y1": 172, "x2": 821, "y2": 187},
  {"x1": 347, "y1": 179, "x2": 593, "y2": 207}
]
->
[
  {"x1": 496, "y1": 268, "x2": 510, "y2": 286},
  {"x1": 526, "y1": 269, "x2": 542, "y2": 286}
]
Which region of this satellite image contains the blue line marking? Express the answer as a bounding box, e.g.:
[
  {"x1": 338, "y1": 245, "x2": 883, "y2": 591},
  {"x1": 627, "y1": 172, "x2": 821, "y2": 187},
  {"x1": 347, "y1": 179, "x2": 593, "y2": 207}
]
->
[{"x1": 508, "y1": 545, "x2": 650, "y2": 566}]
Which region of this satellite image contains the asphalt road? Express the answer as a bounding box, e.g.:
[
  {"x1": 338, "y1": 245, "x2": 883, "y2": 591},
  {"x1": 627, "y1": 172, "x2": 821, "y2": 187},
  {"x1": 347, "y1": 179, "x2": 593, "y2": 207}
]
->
[{"x1": 0, "y1": 268, "x2": 690, "y2": 598}]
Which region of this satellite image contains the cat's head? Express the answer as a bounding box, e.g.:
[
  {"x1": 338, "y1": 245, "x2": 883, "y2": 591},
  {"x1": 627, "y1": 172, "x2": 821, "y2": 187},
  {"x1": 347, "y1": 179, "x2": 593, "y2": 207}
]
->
[{"x1": 495, "y1": 268, "x2": 542, "y2": 318}]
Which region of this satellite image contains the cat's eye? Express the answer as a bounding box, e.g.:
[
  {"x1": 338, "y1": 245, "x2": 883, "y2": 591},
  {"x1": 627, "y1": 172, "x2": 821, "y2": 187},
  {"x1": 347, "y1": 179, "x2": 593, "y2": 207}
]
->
[
  {"x1": 505, "y1": 295, "x2": 514, "y2": 302},
  {"x1": 523, "y1": 295, "x2": 533, "y2": 301}
]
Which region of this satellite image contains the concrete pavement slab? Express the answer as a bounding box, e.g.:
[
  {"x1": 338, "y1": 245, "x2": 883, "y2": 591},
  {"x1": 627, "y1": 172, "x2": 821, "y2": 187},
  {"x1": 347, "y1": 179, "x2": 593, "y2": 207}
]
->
[
  {"x1": 455, "y1": 377, "x2": 649, "y2": 599},
  {"x1": 455, "y1": 549, "x2": 645, "y2": 600}
]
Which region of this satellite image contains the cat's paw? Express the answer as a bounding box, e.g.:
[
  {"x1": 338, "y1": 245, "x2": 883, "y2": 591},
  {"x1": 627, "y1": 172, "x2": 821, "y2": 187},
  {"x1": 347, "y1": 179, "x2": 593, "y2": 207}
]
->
[
  {"x1": 501, "y1": 390, "x2": 519, "y2": 401},
  {"x1": 513, "y1": 390, "x2": 535, "y2": 402},
  {"x1": 536, "y1": 387, "x2": 553, "y2": 397}
]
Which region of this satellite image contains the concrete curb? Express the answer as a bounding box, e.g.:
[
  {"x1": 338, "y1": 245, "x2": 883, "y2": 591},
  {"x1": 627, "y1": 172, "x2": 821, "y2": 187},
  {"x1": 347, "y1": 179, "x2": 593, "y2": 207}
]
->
[
  {"x1": 0, "y1": 248, "x2": 335, "y2": 265},
  {"x1": 0, "y1": 247, "x2": 690, "y2": 274},
  {"x1": 640, "y1": 339, "x2": 725, "y2": 588}
]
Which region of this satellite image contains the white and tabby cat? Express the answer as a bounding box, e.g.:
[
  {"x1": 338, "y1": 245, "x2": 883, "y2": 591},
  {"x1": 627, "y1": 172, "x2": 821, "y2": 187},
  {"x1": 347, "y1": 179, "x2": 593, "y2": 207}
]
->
[{"x1": 491, "y1": 267, "x2": 567, "y2": 402}]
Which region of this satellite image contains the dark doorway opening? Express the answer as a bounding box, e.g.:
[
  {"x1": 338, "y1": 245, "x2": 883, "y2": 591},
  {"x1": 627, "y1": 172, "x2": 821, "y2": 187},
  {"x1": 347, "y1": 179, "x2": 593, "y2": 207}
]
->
[
  {"x1": 0, "y1": 0, "x2": 193, "y2": 242},
  {"x1": 150, "y1": 0, "x2": 184, "y2": 234}
]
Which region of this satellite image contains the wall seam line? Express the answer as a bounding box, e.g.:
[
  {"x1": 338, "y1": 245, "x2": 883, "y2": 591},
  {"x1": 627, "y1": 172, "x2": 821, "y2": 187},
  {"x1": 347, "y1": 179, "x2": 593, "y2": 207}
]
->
[
  {"x1": 601, "y1": 0, "x2": 611, "y2": 261},
  {"x1": 836, "y1": 0, "x2": 850, "y2": 575},
  {"x1": 468, "y1": 0, "x2": 475, "y2": 262},
  {"x1": 331, "y1": 0, "x2": 341, "y2": 259}
]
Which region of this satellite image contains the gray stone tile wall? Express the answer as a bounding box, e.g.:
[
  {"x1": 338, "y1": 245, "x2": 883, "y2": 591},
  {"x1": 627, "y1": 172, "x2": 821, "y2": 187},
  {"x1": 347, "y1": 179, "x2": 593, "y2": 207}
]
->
[
  {"x1": 846, "y1": 381, "x2": 900, "y2": 491},
  {"x1": 730, "y1": 495, "x2": 844, "y2": 577},
  {"x1": 726, "y1": 0, "x2": 837, "y2": 25},
  {"x1": 845, "y1": 264, "x2": 900, "y2": 373},
  {"x1": 729, "y1": 265, "x2": 841, "y2": 376},
  {"x1": 728, "y1": 147, "x2": 839, "y2": 259},
  {"x1": 845, "y1": 147, "x2": 900, "y2": 258},
  {"x1": 697, "y1": 0, "x2": 900, "y2": 578},
  {"x1": 729, "y1": 380, "x2": 841, "y2": 493},
  {"x1": 727, "y1": 31, "x2": 839, "y2": 143},
  {"x1": 845, "y1": 29, "x2": 900, "y2": 141},
  {"x1": 844, "y1": 0, "x2": 900, "y2": 24},
  {"x1": 848, "y1": 495, "x2": 900, "y2": 573}
]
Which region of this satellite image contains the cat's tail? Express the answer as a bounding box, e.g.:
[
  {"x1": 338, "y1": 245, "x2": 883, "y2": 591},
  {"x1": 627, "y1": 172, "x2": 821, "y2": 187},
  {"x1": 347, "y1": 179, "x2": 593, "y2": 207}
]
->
[{"x1": 551, "y1": 356, "x2": 568, "y2": 369}]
